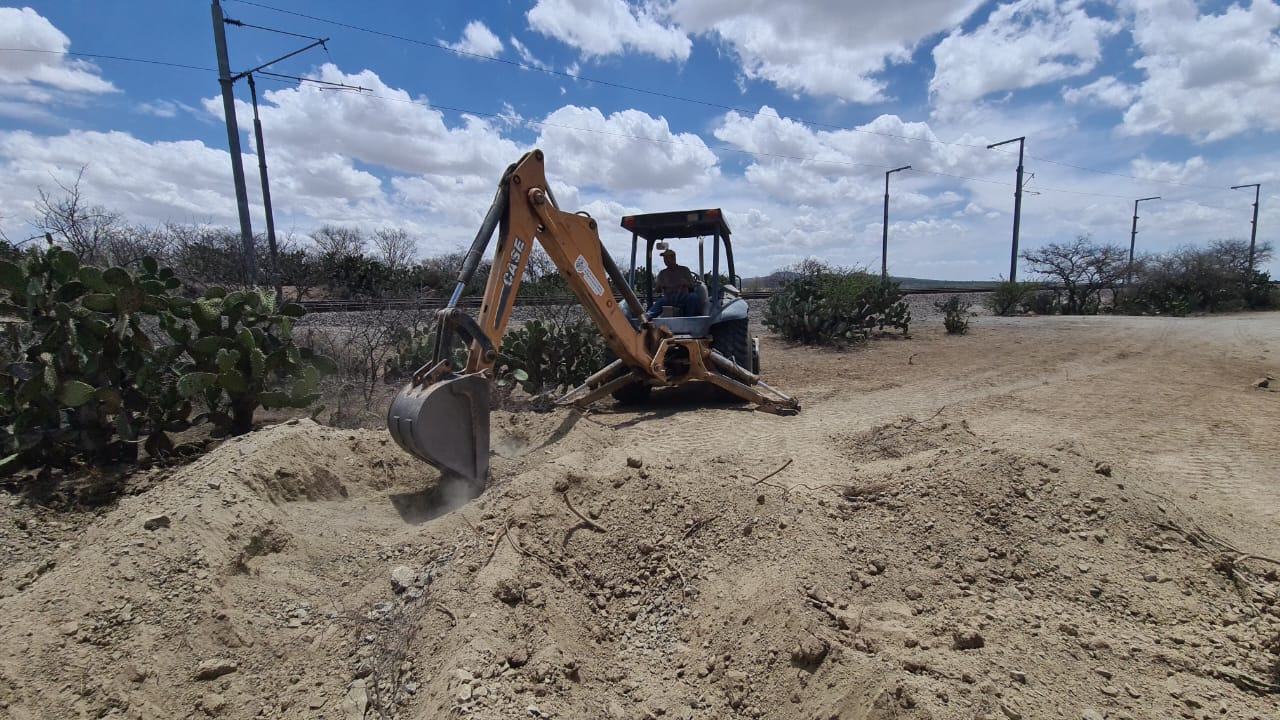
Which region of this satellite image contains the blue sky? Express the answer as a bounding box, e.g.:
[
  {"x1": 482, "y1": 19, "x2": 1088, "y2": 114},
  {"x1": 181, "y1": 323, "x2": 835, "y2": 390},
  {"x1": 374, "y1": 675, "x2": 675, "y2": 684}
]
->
[{"x1": 1, "y1": 0, "x2": 1277, "y2": 279}]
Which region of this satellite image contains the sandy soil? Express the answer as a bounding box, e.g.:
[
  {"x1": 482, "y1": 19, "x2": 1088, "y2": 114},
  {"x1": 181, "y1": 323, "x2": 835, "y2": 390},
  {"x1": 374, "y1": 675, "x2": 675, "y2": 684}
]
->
[{"x1": 2, "y1": 311, "x2": 1278, "y2": 720}]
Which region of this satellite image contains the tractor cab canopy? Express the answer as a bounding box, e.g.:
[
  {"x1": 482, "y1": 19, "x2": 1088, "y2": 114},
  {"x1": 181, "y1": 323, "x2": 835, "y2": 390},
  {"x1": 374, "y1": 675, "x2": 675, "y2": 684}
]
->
[
  {"x1": 620, "y1": 209, "x2": 738, "y2": 316},
  {"x1": 622, "y1": 208, "x2": 731, "y2": 242}
]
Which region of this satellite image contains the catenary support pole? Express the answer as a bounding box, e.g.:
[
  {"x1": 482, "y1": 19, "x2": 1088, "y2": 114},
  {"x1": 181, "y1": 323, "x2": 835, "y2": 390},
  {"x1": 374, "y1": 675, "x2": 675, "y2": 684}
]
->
[
  {"x1": 1128, "y1": 196, "x2": 1160, "y2": 285},
  {"x1": 882, "y1": 165, "x2": 911, "y2": 281},
  {"x1": 211, "y1": 0, "x2": 257, "y2": 284},
  {"x1": 987, "y1": 137, "x2": 1026, "y2": 282},
  {"x1": 1231, "y1": 183, "x2": 1261, "y2": 273},
  {"x1": 247, "y1": 74, "x2": 283, "y2": 308}
]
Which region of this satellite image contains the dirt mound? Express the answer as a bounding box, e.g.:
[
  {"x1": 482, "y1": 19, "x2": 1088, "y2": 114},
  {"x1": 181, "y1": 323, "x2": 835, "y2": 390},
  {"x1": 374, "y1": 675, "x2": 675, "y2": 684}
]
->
[
  {"x1": 3, "y1": 314, "x2": 1279, "y2": 719},
  {"x1": 3, "y1": 409, "x2": 1278, "y2": 720}
]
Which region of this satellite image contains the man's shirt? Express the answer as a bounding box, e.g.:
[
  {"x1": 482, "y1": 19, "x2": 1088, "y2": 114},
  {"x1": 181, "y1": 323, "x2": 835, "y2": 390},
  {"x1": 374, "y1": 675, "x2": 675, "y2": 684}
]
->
[{"x1": 657, "y1": 264, "x2": 696, "y2": 300}]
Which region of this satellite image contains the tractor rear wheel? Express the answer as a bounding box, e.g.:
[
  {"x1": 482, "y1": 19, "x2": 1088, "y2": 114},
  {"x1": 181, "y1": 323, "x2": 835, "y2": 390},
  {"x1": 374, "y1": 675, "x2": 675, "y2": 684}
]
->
[
  {"x1": 710, "y1": 318, "x2": 755, "y2": 404},
  {"x1": 711, "y1": 318, "x2": 751, "y2": 369}
]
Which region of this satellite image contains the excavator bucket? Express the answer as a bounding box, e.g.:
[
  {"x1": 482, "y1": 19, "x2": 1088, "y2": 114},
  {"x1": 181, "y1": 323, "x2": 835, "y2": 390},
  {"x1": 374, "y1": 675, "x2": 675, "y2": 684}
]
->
[{"x1": 387, "y1": 372, "x2": 491, "y2": 496}]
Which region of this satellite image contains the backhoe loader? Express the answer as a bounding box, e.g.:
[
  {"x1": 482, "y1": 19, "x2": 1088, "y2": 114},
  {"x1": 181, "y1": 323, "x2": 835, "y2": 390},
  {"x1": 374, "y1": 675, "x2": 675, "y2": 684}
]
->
[{"x1": 387, "y1": 150, "x2": 798, "y2": 496}]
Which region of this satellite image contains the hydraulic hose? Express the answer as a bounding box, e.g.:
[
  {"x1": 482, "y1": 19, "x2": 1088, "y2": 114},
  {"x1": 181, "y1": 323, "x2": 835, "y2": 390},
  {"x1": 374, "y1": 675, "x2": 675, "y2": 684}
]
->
[{"x1": 449, "y1": 178, "x2": 510, "y2": 308}]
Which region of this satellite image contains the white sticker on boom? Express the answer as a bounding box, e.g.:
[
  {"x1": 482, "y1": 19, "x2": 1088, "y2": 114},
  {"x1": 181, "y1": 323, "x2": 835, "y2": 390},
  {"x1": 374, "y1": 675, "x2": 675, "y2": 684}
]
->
[{"x1": 575, "y1": 255, "x2": 606, "y2": 296}]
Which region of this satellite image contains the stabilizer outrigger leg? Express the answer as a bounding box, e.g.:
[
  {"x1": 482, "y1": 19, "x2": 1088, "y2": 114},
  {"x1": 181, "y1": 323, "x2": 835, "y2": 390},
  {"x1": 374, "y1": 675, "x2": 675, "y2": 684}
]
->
[
  {"x1": 557, "y1": 359, "x2": 646, "y2": 409},
  {"x1": 557, "y1": 346, "x2": 800, "y2": 416}
]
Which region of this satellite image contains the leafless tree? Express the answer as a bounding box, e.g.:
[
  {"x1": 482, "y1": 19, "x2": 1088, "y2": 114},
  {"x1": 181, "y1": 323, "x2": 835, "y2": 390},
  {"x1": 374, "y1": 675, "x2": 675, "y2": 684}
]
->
[
  {"x1": 272, "y1": 232, "x2": 322, "y2": 301},
  {"x1": 103, "y1": 223, "x2": 174, "y2": 268},
  {"x1": 1021, "y1": 234, "x2": 1127, "y2": 314},
  {"x1": 311, "y1": 225, "x2": 365, "y2": 258},
  {"x1": 34, "y1": 167, "x2": 125, "y2": 265},
  {"x1": 1209, "y1": 238, "x2": 1273, "y2": 274},
  {"x1": 418, "y1": 251, "x2": 489, "y2": 295},
  {"x1": 167, "y1": 223, "x2": 251, "y2": 289},
  {"x1": 371, "y1": 228, "x2": 416, "y2": 271}
]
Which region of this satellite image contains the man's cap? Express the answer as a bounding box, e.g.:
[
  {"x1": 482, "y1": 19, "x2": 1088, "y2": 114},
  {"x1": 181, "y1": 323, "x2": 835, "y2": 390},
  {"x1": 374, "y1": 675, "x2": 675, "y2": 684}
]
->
[{"x1": 660, "y1": 248, "x2": 676, "y2": 257}]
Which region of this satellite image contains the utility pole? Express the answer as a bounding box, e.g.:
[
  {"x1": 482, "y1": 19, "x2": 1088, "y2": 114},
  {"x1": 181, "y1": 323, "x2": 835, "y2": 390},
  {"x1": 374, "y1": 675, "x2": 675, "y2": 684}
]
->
[
  {"x1": 1230, "y1": 183, "x2": 1261, "y2": 273},
  {"x1": 881, "y1": 165, "x2": 911, "y2": 281},
  {"x1": 211, "y1": 0, "x2": 256, "y2": 283},
  {"x1": 247, "y1": 74, "x2": 283, "y2": 308},
  {"x1": 1128, "y1": 196, "x2": 1160, "y2": 284},
  {"x1": 987, "y1": 136, "x2": 1026, "y2": 282}
]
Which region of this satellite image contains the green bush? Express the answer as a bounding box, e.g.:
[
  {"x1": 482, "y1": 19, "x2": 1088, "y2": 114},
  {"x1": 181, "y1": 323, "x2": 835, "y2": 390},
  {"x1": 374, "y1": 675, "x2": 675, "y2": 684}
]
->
[
  {"x1": 0, "y1": 243, "x2": 332, "y2": 474},
  {"x1": 385, "y1": 317, "x2": 604, "y2": 400},
  {"x1": 1025, "y1": 289, "x2": 1059, "y2": 315},
  {"x1": 382, "y1": 326, "x2": 468, "y2": 384},
  {"x1": 0, "y1": 246, "x2": 186, "y2": 469},
  {"x1": 984, "y1": 280, "x2": 1039, "y2": 316},
  {"x1": 935, "y1": 295, "x2": 971, "y2": 335},
  {"x1": 498, "y1": 319, "x2": 605, "y2": 394},
  {"x1": 763, "y1": 263, "x2": 910, "y2": 345},
  {"x1": 171, "y1": 289, "x2": 335, "y2": 436},
  {"x1": 1121, "y1": 241, "x2": 1278, "y2": 315}
]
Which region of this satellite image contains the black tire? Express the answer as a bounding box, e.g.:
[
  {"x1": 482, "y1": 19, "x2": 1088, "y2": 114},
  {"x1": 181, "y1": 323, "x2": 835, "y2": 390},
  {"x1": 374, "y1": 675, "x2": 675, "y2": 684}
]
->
[
  {"x1": 710, "y1": 318, "x2": 754, "y2": 404},
  {"x1": 711, "y1": 318, "x2": 751, "y2": 369}
]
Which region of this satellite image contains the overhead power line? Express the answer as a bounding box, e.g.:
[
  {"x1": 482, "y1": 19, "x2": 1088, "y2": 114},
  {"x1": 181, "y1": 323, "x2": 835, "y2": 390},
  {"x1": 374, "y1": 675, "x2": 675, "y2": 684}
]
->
[
  {"x1": 0, "y1": 48, "x2": 361, "y2": 91},
  {"x1": 222, "y1": 18, "x2": 325, "y2": 42},
  {"x1": 0, "y1": 47, "x2": 214, "y2": 73},
  {"x1": 0, "y1": 48, "x2": 1236, "y2": 209},
  {"x1": 225, "y1": 0, "x2": 1234, "y2": 195}
]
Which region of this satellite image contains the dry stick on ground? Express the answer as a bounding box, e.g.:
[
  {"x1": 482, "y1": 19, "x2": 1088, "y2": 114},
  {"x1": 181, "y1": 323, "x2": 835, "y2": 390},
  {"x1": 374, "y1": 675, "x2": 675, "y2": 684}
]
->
[
  {"x1": 432, "y1": 602, "x2": 457, "y2": 626},
  {"x1": 682, "y1": 515, "x2": 719, "y2": 540},
  {"x1": 667, "y1": 557, "x2": 687, "y2": 595},
  {"x1": 484, "y1": 517, "x2": 512, "y2": 567},
  {"x1": 746, "y1": 458, "x2": 793, "y2": 489},
  {"x1": 503, "y1": 524, "x2": 567, "y2": 574},
  {"x1": 1151, "y1": 498, "x2": 1280, "y2": 567},
  {"x1": 872, "y1": 406, "x2": 947, "y2": 443},
  {"x1": 1148, "y1": 494, "x2": 1280, "y2": 681},
  {"x1": 561, "y1": 492, "x2": 608, "y2": 533},
  {"x1": 744, "y1": 458, "x2": 850, "y2": 497}
]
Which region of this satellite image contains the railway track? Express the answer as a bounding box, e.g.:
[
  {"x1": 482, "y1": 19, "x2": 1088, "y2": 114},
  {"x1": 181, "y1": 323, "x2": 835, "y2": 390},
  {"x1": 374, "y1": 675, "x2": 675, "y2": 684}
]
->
[{"x1": 299, "y1": 286, "x2": 1001, "y2": 313}]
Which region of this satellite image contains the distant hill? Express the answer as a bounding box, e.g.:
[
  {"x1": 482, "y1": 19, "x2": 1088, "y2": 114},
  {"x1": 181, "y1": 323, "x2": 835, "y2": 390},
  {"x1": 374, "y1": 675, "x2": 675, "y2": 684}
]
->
[{"x1": 891, "y1": 277, "x2": 1000, "y2": 290}]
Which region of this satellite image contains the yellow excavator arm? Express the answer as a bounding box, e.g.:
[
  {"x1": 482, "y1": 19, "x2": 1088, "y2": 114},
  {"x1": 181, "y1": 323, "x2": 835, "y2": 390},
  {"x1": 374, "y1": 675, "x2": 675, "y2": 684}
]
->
[
  {"x1": 464, "y1": 150, "x2": 663, "y2": 374},
  {"x1": 388, "y1": 149, "x2": 797, "y2": 497}
]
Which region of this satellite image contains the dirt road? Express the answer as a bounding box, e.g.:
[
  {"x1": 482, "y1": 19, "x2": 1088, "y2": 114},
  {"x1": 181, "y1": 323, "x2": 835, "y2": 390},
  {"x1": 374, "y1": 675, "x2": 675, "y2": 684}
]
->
[{"x1": 1, "y1": 312, "x2": 1277, "y2": 720}]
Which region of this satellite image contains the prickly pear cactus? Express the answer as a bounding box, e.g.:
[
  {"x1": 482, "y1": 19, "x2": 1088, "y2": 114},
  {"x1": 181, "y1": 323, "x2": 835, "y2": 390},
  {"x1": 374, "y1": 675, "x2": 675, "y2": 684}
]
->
[
  {"x1": 763, "y1": 270, "x2": 910, "y2": 345},
  {"x1": 0, "y1": 242, "x2": 334, "y2": 474},
  {"x1": 175, "y1": 287, "x2": 334, "y2": 436},
  {"x1": 0, "y1": 245, "x2": 186, "y2": 471}
]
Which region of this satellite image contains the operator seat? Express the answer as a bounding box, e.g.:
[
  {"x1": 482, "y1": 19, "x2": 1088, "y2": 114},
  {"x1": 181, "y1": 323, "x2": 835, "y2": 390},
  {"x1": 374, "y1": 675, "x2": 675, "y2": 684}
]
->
[{"x1": 693, "y1": 282, "x2": 709, "y2": 315}]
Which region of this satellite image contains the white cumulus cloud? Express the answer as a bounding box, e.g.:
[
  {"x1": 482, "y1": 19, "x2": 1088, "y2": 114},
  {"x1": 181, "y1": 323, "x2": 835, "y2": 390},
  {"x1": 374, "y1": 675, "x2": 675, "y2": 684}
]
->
[
  {"x1": 712, "y1": 106, "x2": 999, "y2": 205},
  {"x1": 210, "y1": 64, "x2": 522, "y2": 182},
  {"x1": 1120, "y1": 0, "x2": 1280, "y2": 142},
  {"x1": 0, "y1": 7, "x2": 116, "y2": 93},
  {"x1": 1063, "y1": 76, "x2": 1138, "y2": 108},
  {"x1": 0, "y1": 6, "x2": 116, "y2": 120},
  {"x1": 534, "y1": 105, "x2": 719, "y2": 193},
  {"x1": 442, "y1": 21, "x2": 504, "y2": 57},
  {"x1": 930, "y1": 0, "x2": 1120, "y2": 111},
  {"x1": 669, "y1": 0, "x2": 985, "y2": 103},
  {"x1": 527, "y1": 0, "x2": 691, "y2": 61}
]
